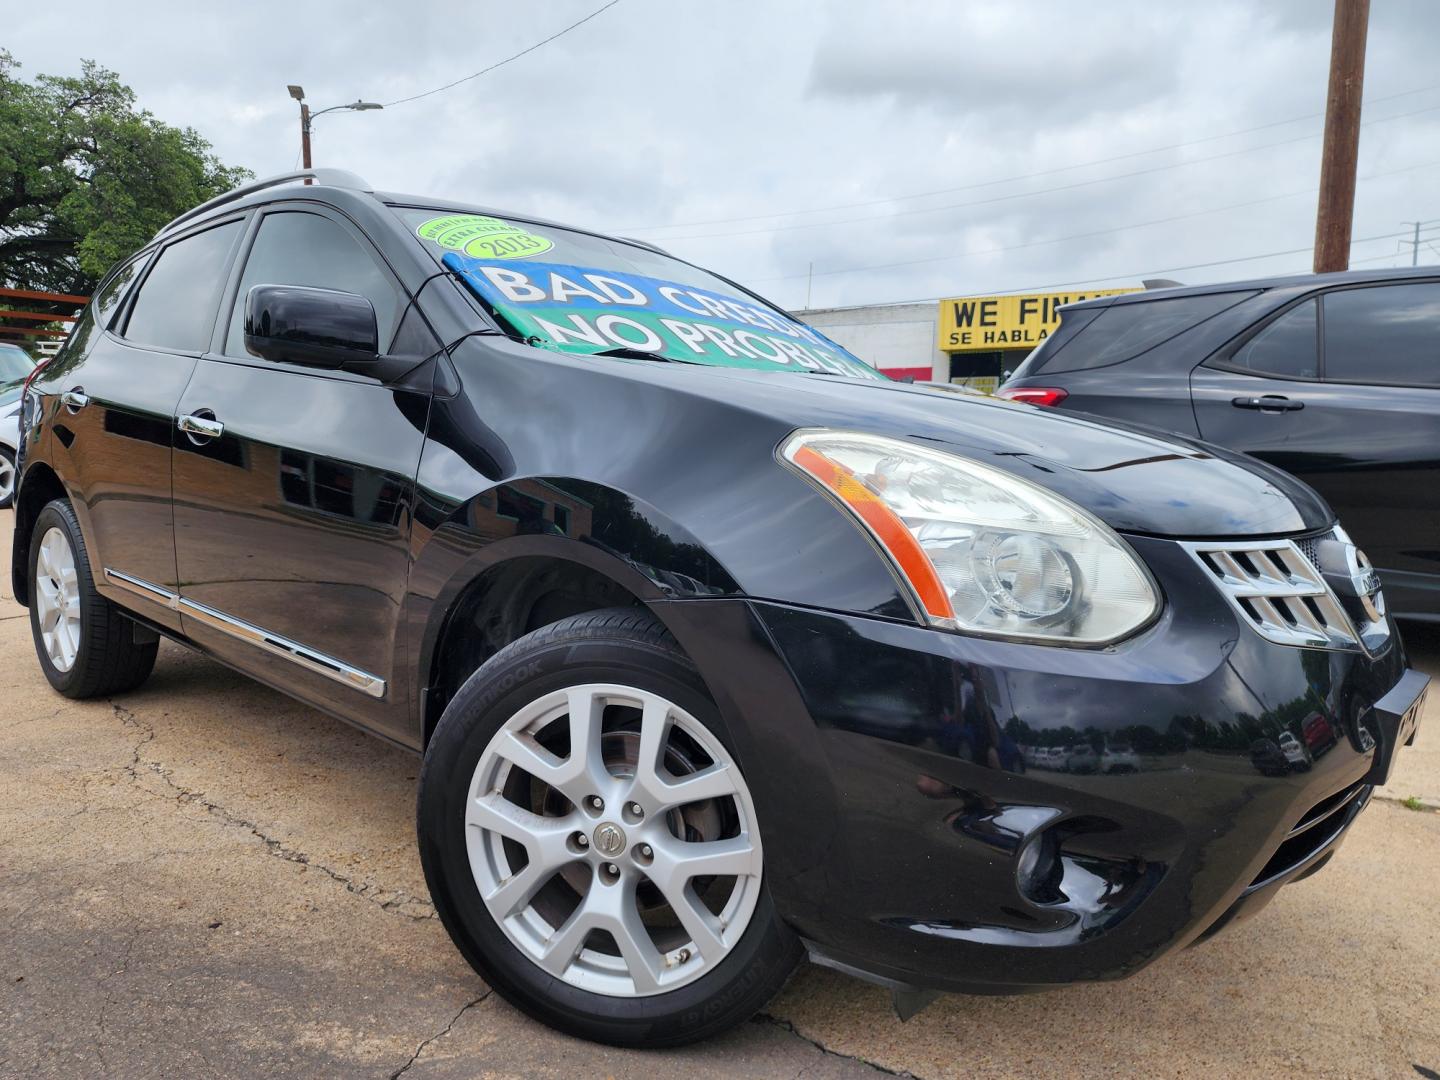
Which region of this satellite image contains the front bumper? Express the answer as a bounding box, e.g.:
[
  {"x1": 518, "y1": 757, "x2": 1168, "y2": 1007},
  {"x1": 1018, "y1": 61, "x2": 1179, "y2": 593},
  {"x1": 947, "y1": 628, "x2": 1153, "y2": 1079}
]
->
[{"x1": 653, "y1": 534, "x2": 1423, "y2": 994}]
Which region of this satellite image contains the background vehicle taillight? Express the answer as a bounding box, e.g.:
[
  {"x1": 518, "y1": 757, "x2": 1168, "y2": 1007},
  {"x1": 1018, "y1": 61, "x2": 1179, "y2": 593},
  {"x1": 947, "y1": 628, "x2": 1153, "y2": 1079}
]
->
[
  {"x1": 21, "y1": 357, "x2": 50, "y2": 397},
  {"x1": 20, "y1": 356, "x2": 52, "y2": 431},
  {"x1": 998, "y1": 386, "x2": 1068, "y2": 407}
]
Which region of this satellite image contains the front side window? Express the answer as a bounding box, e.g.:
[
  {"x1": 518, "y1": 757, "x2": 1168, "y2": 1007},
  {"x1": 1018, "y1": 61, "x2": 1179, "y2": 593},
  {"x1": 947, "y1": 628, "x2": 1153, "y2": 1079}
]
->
[
  {"x1": 122, "y1": 220, "x2": 242, "y2": 352},
  {"x1": 1323, "y1": 283, "x2": 1440, "y2": 388},
  {"x1": 395, "y1": 207, "x2": 882, "y2": 378},
  {"x1": 1225, "y1": 299, "x2": 1318, "y2": 379},
  {"x1": 226, "y1": 211, "x2": 405, "y2": 358}
]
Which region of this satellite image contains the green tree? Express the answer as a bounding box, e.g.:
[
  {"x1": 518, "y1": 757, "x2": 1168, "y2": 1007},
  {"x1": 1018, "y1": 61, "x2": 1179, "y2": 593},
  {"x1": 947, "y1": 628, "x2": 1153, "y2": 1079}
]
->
[{"x1": 0, "y1": 51, "x2": 251, "y2": 299}]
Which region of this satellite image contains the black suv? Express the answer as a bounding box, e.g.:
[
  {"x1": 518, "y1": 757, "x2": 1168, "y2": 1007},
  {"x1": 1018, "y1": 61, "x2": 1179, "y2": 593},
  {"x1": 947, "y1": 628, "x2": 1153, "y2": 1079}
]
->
[
  {"x1": 10, "y1": 171, "x2": 1427, "y2": 1047},
  {"x1": 1001, "y1": 269, "x2": 1440, "y2": 620}
]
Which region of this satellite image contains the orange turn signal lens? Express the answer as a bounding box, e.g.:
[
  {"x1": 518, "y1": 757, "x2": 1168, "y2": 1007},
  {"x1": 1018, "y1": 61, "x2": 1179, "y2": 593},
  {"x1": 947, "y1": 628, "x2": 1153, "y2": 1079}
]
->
[{"x1": 789, "y1": 444, "x2": 955, "y2": 621}]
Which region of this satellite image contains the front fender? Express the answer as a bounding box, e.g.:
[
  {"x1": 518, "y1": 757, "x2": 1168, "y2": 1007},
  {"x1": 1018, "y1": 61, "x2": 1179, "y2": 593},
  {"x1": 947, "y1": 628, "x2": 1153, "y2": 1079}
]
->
[{"x1": 403, "y1": 475, "x2": 746, "y2": 739}]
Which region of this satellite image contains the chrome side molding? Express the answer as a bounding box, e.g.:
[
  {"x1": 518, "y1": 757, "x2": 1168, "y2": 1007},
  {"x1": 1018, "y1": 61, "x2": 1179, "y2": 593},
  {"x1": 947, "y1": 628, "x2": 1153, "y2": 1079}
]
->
[
  {"x1": 105, "y1": 568, "x2": 182, "y2": 611},
  {"x1": 102, "y1": 568, "x2": 386, "y2": 699}
]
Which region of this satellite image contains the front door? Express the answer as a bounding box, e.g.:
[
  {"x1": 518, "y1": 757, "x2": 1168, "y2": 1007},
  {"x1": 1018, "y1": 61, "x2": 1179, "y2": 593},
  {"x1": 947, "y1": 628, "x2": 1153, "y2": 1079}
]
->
[{"x1": 169, "y1": 206, "x2": 435, "y2": 739}]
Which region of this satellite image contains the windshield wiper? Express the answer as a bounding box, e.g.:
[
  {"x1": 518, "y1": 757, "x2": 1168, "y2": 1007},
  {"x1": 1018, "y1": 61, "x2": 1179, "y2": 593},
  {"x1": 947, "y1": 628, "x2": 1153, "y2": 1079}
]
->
[{"x1": 596, "y1": 347, "x2": 701, "y2": 365}]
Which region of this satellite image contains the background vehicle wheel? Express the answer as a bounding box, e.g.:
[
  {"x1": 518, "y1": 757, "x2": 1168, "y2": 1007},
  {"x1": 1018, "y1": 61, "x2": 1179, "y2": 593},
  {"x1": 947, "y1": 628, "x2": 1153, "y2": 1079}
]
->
[
  {"x1": 27, "y1": 499, "x2": 158, "y2": 699},
  {"x1": 0, "y1": 446, "x2": 15, "y2": 509},
  {"x1": 418, "y1": 607, "x2": 802, "y2": 1048}
]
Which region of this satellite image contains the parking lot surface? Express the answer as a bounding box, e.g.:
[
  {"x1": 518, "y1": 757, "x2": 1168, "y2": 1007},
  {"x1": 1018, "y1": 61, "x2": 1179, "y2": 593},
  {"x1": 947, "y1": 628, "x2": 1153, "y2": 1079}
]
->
[{"x1": 2, "y1": 511, "x2": 1438, "y2": 1079}]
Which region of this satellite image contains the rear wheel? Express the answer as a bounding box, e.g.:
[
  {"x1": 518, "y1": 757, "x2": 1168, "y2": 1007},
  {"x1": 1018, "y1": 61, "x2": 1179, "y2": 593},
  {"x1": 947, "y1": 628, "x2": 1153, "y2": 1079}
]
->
[
  {"x1": 418, "y1": 608, "x2": 801, "y2": 1047},
  {"x1": 28, "y1": 500, "x2": 158, "y2": 698}
]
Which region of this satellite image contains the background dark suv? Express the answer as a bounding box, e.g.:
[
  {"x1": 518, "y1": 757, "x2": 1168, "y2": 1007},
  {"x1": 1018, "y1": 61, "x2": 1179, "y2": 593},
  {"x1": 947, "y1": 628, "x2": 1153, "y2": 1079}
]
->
[{"x1": 1001, "y1": 268, "x2": 1440, "y2": 621}]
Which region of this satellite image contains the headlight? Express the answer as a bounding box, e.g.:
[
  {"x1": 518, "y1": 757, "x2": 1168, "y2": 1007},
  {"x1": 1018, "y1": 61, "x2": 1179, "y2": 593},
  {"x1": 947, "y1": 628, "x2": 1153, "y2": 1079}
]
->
[{"x1": 781, "y1": 429, "x2": 1160, "y2": 645}]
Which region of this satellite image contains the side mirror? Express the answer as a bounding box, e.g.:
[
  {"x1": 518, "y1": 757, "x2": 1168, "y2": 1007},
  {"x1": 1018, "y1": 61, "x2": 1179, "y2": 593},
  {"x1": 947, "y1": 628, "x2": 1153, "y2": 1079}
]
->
[{"x1": 244, "y1": 284, "x2": 378, "y2": 370}]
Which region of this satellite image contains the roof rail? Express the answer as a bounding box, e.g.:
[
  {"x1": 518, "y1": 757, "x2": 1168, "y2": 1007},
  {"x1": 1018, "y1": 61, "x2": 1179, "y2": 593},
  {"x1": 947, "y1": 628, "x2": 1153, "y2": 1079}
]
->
[
  {"x1": 153, "y1": 168, "x2": 373, "y2": 241},
  {"x1": 621, "y1": 236, "x2": 672, "y2": 256}
]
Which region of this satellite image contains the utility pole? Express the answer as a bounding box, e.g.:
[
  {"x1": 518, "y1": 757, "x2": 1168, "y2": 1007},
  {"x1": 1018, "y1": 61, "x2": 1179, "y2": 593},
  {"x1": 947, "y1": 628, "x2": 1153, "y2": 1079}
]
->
[
  {"x1": 1403, "y1": 220, "x2": 1422, "y2": 266},
  {"x1": 1313, "y1": 0, "x2": 1370, "y2": 273}
]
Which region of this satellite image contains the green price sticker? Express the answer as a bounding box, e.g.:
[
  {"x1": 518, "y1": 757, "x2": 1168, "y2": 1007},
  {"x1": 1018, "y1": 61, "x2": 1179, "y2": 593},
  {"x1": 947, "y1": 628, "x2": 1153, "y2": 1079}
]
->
[{"x1": 417, "y1": 214, "x2": 554, "y2": 260}]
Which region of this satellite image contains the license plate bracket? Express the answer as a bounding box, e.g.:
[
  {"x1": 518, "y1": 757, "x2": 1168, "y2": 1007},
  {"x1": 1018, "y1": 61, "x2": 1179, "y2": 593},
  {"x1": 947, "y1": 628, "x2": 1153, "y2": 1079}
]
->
[{"x1": 1363, "y1": 669, "x2": 1429, "y2": 786}]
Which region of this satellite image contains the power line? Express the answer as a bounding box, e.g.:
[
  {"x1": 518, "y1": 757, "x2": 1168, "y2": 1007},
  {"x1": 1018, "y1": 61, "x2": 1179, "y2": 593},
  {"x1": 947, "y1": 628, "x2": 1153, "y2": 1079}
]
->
[
  {"x1": 1348, "y1": 249, "x2": 1408, "y2": 266},
  {"x1": 744, "y1": 158, "x2": 1440, "y2": 285},
  {"x1": 644, "y1": 103, "x2": 1440, "y2": 245},
  {"x1": 623, "y1": 84, "x2": 1440, "y2": 236},
  {"x1": 383, "y1": 1, "x2": 622, "y2": 108},
  {"x1": 842, "y1": 229, "x2": 1418, "y2": 310}
]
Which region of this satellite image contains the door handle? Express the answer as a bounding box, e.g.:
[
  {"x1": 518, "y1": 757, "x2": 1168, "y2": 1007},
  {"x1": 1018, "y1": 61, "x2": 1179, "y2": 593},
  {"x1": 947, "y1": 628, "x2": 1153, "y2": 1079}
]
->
[
  {"x1": 178, "y1": 412, "x2": 225, "y2": 442},
  {"x1": 1231, "y1": 395, "x2": 1304, "y2": 413},
  {"x1": 60, "y1": 387, "x2": 89, "y2": 412}
]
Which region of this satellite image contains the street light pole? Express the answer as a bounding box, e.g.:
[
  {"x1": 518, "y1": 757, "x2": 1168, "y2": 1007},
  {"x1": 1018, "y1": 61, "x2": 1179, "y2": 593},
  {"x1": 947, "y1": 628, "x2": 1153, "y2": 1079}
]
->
[
  {"x1": 300, "y1": 102, "x2": 313, "y2": 169},
  {"x1": 287, "y1": 84, "x2": 382, "y2": 174}
]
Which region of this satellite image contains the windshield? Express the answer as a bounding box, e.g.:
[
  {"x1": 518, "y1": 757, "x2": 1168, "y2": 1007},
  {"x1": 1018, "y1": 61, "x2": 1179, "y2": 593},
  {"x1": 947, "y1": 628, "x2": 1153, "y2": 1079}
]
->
[
  {"x1": 396, "y1": 207, "x2": 883, "y2": 379},
  {"x1": 0, "y1": 343, "x2": 35, "y2": 386}
]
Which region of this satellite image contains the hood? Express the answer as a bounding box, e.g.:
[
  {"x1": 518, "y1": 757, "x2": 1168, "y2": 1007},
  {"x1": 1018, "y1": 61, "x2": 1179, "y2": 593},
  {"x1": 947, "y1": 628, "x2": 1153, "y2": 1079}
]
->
[{"x1": 662, "y1": 366, "x2": 1332, "y2": 538}]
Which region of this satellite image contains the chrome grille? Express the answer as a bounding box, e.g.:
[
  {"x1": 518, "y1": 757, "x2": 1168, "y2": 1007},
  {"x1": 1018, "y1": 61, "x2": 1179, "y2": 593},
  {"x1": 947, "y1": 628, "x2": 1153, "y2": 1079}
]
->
[{"x1": 1181, "y1": 537, "x2": 1363, "y2": 650}]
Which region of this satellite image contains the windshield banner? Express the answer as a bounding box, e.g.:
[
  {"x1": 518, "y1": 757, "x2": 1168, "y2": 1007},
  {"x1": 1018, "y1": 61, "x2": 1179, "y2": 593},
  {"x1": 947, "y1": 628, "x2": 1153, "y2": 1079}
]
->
[{"x1": 443, "y1": 252, "x2": 882, "y2": 378}]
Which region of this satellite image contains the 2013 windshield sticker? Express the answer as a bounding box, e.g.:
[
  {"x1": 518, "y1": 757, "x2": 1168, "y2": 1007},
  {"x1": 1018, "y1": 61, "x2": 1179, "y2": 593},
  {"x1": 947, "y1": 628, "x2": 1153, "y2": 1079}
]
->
[
  {"x1": 417, "y1": 214, "x2": 554, "y2": 260},
  {"x1": 443, "y1": 253, "x2": 882, "y2": 379}
]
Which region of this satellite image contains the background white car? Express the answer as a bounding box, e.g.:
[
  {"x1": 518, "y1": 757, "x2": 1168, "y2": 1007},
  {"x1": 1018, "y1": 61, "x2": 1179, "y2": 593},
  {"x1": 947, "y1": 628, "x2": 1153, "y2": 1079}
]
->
[{"x1": 0, "y1": 342, "x2": 37, "y2": 509}]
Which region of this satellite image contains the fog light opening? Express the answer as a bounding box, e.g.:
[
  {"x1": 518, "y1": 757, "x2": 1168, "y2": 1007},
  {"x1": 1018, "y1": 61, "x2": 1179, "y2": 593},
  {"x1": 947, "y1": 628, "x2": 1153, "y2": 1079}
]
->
[{"x1": 1015, "y1": 831, "x2": 1064, "y2": 904}]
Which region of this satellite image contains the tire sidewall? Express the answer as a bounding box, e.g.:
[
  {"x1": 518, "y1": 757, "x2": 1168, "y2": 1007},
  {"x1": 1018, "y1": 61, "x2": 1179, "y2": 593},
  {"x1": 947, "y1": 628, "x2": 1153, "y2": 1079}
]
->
[{"x1": 418, "y1": 626, "x2": 797, "y2": 1046}]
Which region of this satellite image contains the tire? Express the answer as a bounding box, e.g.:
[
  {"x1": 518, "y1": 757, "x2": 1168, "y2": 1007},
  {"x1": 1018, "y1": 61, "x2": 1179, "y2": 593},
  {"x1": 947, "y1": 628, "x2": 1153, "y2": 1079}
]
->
[
  {"x1": 418, "y1": 607, "x2": 802, "y2": 1048},
  {"x1": 28, "y1": 499, "x2": 158, "y2": 699},
  {"x1": 0, "y1": 446, "x2": 15, "y2": 510}
]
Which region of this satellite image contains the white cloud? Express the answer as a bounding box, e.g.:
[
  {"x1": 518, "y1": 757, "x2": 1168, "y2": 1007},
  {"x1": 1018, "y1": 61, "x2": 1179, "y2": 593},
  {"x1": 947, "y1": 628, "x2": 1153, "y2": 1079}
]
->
[{"x1": 8, "y1": 0, "x2": 1440, "y2": 309}]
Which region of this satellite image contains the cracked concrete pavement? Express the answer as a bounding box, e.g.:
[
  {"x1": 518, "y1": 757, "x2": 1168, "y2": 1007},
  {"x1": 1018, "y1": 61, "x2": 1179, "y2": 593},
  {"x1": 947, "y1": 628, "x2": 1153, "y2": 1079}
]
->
[{"x1": 2, "y1": 510, "x2": 1439, "y2": 1078}]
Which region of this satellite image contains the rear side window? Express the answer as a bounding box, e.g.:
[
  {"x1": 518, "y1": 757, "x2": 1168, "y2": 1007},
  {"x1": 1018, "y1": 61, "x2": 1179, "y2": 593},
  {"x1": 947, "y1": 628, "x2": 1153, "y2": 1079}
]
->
[
  {"x1": 1322, "y1": 283, "x2": 1440, "y2": 387},
  {"x1": 123, "y1": 221, "x2": 243, "y2": 352},
  {"x1": 94, "y1": 253, "x2": 151, "y2": 330},
  {"x1": 1225, "y1": 299, "x2": 1318, "y2": 379},
  {"x1": 1034, "y1": 292, "x2": 1249, "y2": 374}
]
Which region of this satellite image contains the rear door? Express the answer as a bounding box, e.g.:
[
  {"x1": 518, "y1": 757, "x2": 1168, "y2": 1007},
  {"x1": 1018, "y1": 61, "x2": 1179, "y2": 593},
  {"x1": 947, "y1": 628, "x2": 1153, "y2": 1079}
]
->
[
  {"x1": 44, "y1": 219, "x2": 245, "y2": 631},
  {"x1": 169, "y1": 204, "x2": 437, "y2": 739},
  {"x1": 1190, "y1": 296, "x2": 1325, "y2": 479}
]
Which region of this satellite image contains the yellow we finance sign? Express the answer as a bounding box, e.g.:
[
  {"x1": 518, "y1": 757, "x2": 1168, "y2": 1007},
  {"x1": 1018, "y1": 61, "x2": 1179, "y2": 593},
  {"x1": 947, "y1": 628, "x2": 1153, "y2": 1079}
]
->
[{"x1": 938, "y1": 288, "x2": 1138, "y2": 352}]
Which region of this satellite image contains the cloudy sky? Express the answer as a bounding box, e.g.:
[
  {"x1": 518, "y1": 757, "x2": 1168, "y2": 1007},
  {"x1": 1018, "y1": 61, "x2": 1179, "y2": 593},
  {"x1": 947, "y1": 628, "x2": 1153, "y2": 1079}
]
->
[{"x1": 10, "y1": 1, "x2": 1440, "y2": 310}]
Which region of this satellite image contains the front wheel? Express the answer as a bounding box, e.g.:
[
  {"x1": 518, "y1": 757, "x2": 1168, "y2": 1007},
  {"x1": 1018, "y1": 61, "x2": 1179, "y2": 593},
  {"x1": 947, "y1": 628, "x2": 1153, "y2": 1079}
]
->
[{"x1": 417, "y1": 608, "x2": 801, "y2": 1047}]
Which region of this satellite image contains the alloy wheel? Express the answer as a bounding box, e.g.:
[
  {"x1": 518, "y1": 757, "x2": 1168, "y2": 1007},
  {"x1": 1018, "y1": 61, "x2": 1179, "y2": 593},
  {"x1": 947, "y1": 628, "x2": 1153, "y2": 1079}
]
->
[
  {"x1": 34, "y1": 526, "x2": 81, "y2": 672},
  {"x1": 0, "y1": 452, "x2": 14, "y2": 505},
  {"x1": 465, "y1": 683, "x2": 763, "y2": 997}
]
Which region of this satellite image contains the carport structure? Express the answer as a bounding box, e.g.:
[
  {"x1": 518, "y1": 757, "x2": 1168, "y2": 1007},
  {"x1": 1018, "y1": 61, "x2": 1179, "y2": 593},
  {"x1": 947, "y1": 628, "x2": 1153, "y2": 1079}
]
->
[{"x1": 0, "y1": 285, "x2": 87, "y2": 349}]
